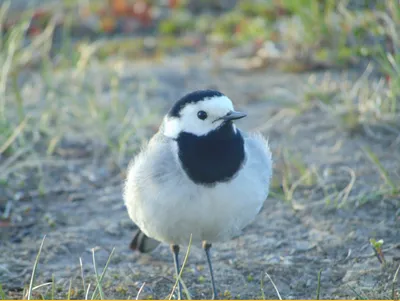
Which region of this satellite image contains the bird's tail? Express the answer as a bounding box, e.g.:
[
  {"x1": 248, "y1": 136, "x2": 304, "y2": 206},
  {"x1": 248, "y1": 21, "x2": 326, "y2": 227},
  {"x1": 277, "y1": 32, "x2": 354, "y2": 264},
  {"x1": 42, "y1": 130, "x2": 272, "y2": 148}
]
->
[{"x1": 130, "y1": 229, "x2": 161, "y2": 253}]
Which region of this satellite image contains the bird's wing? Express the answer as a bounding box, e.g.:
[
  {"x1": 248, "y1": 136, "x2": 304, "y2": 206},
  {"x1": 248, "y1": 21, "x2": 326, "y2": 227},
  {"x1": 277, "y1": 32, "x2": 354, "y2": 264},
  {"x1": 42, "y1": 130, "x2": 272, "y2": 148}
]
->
[
  {"x1": 124, "y1": 131, "x2": 184, "y2": 234},
  {"x1": 242, "y1": 131, "x2": 273, "y2": 185},
  {"x1": 131, "y1": 131, "x2": 181, "y2": 185},
  {"x1": 240, "y1": 131, "x2": 273, "y2": 217},
  {"x1": 147, "y1": 132, "x2": 182, "y2": 183}
]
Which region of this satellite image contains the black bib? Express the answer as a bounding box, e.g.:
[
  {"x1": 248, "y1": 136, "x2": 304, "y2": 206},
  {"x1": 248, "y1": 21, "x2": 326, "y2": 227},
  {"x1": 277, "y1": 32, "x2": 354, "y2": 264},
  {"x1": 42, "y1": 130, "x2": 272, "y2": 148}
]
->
[{"x1": 176, "y1": 122, "x2": 245, "y2": 186}]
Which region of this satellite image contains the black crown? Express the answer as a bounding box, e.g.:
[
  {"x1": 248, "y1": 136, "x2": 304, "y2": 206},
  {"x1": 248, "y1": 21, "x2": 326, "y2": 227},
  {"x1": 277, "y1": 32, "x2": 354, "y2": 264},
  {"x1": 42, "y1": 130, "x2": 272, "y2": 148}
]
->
[{"x1": 168, "y1": 90, "x2": 224, "y2": 118}]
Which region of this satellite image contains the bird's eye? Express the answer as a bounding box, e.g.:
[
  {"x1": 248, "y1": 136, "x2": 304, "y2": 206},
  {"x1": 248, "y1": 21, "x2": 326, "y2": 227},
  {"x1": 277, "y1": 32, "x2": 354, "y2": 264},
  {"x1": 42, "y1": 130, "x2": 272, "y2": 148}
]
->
[{"x1": 197, "y1": 110, "x2": 208, "y2": 120}]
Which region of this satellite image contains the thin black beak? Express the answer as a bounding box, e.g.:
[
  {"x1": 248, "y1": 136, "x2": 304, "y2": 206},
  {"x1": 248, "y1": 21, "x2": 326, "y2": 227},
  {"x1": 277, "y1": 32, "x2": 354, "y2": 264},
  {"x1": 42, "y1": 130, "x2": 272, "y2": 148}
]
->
[{"x1": 214, "y1": 111, "x2": 247, "y2": 123}]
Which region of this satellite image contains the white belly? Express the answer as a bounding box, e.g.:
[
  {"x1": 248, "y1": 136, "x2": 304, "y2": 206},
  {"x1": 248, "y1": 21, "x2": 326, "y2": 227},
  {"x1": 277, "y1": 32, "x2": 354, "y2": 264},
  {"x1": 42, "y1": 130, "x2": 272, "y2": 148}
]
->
[{"x1": 124, "y1": 138, "x2": 271, "y2": 245}]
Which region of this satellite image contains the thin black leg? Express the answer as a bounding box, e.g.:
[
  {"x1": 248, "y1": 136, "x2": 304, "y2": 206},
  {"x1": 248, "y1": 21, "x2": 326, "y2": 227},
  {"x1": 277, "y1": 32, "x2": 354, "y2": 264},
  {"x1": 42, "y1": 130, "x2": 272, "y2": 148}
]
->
[
  {"x1": 203, "y1": 241, "x2": 218, "y2": 299},
  {"x1": 171, "y1": 244, "x2": 183, "y2": 300}
]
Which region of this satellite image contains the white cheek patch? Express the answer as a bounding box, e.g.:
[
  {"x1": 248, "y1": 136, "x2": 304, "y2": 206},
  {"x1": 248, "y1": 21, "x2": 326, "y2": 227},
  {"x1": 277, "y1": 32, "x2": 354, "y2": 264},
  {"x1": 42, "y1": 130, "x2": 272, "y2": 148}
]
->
[
  {"x1": 163, "y1": 117, "x2": 181, "y2": 138},
  {"x1": 181, "y1": 115, "x2": 213, "y2": 136},
  {"x1": 163, "y1": 95, "x2": 236, "y2": 138}
]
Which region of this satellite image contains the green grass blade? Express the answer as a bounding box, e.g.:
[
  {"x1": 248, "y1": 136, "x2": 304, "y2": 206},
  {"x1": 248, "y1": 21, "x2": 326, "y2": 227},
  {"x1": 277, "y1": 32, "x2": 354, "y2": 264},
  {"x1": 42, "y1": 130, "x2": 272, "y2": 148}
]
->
[
  {"x1": 79, "y1": 257, "x2": 86, "y2": 293},
  {"x1": 180, "y1": 278, "x2": 192, "y2": 300},
  {"x1": 363, "y1": 146, "x2": 396, "y2": 191},
  {"x1": 27, "y1": 235, "x2": 46, "y2": 300},
  {"x1": 0, "y1": 117, "x2": 28, "y2": 155},
  {"x1": 316, "y1": 269, "x2": 322, "y2": 299},
  {"x1": 169, "y1": 234, "x2": 193, "y2": 300},
  {"x1": 0, "y1": 283, "x2": 7, "y2": 300},
  {"x1": 393, "y1": 263, "x2": 400, "y2": 300},
  {"x1": 90, "y1": 248, "x2": 115, "y2": 300},
  {"x1": 51, "y1": 274, "x2": 55, "y2": 300},
  {"x1": 260, "y1": 272, "x2": 266, "y2": 300},
  {"x1": 91, "y1": 249, "x2": 104, "y2": 300},
  {"x1": 67, "y1": 279, "x2": 72, "y2": 300}
]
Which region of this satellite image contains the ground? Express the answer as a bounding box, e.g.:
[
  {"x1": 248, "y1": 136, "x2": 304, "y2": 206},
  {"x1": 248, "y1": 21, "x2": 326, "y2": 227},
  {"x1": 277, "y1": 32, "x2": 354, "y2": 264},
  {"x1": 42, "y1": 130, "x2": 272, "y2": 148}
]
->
[
  {"x1": 1, "y1": 1, "x2": 400, "y2": 300},
  {"x1": 1, "y1": 54, "x2": 399, "y2": 299}
]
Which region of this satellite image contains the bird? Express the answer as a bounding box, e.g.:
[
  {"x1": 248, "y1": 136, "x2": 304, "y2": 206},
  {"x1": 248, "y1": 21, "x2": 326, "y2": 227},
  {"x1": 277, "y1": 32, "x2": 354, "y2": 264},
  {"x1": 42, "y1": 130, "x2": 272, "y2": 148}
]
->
[{"x1": 123, "y1": 89, "x2": 272, "y2": 299}]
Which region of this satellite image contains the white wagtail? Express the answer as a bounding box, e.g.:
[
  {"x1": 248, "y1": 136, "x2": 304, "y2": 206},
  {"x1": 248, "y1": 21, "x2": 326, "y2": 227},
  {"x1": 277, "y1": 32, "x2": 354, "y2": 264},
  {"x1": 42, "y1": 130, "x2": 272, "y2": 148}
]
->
[{"x1": 124, "y1": 90, "x2": 272, "y2": 299}]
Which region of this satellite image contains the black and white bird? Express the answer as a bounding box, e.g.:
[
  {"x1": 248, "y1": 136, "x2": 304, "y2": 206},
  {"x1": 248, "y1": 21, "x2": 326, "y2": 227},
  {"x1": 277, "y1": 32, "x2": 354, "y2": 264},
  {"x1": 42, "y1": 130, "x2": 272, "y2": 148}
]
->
[{"x1": 124, "y1": 90, "x2": 272, "y2": 299}]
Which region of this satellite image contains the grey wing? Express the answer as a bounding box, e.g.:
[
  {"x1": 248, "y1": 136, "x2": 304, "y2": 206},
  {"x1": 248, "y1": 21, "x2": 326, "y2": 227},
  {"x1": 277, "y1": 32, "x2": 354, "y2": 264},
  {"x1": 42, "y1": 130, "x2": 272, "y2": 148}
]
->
[
  {"x1": 124, "y1": 132, "x2": 181, "y2": 199},
  {"x1": 124, "y1": 131, "x2": 183, "y2": 224},
  {"x1": 244, "y1": 131, "x2": 272, "y2": 170},
  {"x1": 147, "y1": 132, "x2": 182, "y2": 183},
  {"x1": 243, "y1": 131, "x2": 273, "y2": 215},
  {"x1": 131, "y1": 131, "x2": 180, "y2": 187},
  {"x1": 243, "y1": 131, "x2": 273, "y2": 196}
]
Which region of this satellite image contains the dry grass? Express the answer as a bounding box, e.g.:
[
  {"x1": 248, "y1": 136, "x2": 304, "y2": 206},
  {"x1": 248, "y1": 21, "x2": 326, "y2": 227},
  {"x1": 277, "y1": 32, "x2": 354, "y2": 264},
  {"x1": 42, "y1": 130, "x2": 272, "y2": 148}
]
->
[
  {"x1": 1, "y1": 0, "x2": 400, "y2": 299},
  {"x1": 0, "y1": 7, "x2": 159, "y2": 186}
]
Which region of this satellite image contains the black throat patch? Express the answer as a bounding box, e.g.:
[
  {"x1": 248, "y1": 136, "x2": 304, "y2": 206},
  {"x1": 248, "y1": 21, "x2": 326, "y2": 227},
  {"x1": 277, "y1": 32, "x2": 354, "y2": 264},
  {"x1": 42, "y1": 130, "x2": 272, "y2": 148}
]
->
[{"x1": 176, "y1": 122, "x2": 245, "y2": 186}]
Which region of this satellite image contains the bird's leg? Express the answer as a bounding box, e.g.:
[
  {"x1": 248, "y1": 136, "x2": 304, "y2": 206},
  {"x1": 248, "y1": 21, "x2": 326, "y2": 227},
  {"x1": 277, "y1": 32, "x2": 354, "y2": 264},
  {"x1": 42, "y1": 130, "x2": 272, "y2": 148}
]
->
[
  {"x1": 171, "y1": 244, "x2": 183, "y2": 300},
  {"x1": 203, "y1": 241, "x2": 218, "y2": 300}
]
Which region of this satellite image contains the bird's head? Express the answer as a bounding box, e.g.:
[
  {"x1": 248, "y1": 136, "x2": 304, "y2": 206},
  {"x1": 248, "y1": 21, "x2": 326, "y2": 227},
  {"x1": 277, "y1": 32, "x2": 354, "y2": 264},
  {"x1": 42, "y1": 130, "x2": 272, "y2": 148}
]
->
[{"x1": 163, "y1": 90, "x2": 246, "y2": 138}]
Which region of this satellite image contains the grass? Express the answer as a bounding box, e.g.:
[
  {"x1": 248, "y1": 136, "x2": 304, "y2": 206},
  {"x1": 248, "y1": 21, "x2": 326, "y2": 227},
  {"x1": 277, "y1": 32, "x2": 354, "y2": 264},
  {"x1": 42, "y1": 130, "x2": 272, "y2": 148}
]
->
[
  {"x1": 1, "y1": 0, "x2": 400, "y2": 299},
  {"x1": 363, "y1": 146, "x2": 399, "y2": 194},
  {"x1": 393, "y1": 264, "x2": 400, "y2": 300},
  {"x1": 316, "y1": 269, "x2": 322, "y2": 300},
  {"x1": 27, "y1": 235, "x2": 46, "y2": 300},
  {"x1": 5, "y1": 234, "x2": 194, "y2": 300},
  {"x1": 297, "y1": 1, "x2": 400, "y2": 137},
  {"x1": 0, "y1": 283, "x2": 7, "y2": 300},
  {"x1": 263, "y1": 272, "x2": 282, "y2": 300},
  {"x1": 0, "y1": 3, "x2": 160, "y2": 298},
  {"x1": 0, "y1": 9, "x2": 159, "y2": 192},
  {"x1": 304, "y1": 62, "x2": 400, "y2": 135},
  {"x1": 91, "y1": 248, "x2": 115, "y2": 300},
  {"x1": 1, "y1": 1, "x2": 400, "y2": 170},
  {"x1": 14, "y1": 237, "x2": 117, "y2": 300},
  {"x1": 169, "y1": 235, "x2": 193, "y2": 300}
]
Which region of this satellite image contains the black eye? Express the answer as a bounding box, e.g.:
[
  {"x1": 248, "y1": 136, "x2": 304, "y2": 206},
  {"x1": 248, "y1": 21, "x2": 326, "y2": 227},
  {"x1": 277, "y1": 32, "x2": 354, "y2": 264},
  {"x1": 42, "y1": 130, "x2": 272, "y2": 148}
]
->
[{"x1": 197, "y1": 110, "x2": 208, "y2": 120}]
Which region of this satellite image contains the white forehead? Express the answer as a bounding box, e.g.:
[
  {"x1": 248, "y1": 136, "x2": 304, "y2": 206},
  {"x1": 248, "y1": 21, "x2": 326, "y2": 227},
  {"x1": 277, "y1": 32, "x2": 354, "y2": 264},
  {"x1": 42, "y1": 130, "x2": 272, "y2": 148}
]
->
[{"x1": 163, "y1": 95, "x2": 235, "y2": 138}]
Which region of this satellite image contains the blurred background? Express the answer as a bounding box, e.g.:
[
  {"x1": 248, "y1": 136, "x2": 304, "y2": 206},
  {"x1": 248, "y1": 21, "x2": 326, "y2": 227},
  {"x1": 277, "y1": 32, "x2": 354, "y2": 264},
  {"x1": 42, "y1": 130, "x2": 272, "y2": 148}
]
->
[{"x1": 0, "y1": 0, "x2": 399, "y2": 299}]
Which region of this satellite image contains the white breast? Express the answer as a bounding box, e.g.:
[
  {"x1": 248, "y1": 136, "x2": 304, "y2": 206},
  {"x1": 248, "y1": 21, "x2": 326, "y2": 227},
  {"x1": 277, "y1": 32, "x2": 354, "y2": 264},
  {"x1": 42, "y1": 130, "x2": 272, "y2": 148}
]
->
[{"x1": 124, "y1": 132, "x2": 272, "y2": 246}]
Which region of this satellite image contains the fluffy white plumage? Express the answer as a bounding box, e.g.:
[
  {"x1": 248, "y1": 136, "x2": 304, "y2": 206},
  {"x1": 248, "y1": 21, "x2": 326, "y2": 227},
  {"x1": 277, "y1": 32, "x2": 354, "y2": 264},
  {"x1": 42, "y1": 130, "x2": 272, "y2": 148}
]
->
[{"x1": 124, "y1": 94, "x2": 272, "y2": 246}]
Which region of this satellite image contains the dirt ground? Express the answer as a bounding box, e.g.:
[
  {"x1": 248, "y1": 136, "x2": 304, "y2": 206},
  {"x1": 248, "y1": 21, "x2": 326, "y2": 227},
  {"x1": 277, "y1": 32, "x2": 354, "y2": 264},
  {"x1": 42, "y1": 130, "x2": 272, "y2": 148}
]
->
[{"x1": 1, "y1": 53, "x2": 400, "y2": 299}]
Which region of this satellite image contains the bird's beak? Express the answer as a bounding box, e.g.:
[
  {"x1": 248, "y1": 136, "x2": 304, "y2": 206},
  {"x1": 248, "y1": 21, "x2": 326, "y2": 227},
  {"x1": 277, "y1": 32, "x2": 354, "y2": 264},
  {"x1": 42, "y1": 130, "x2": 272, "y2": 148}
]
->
[{"x1": 220, "y1": 111, "x2": 247, "y2": 122}]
